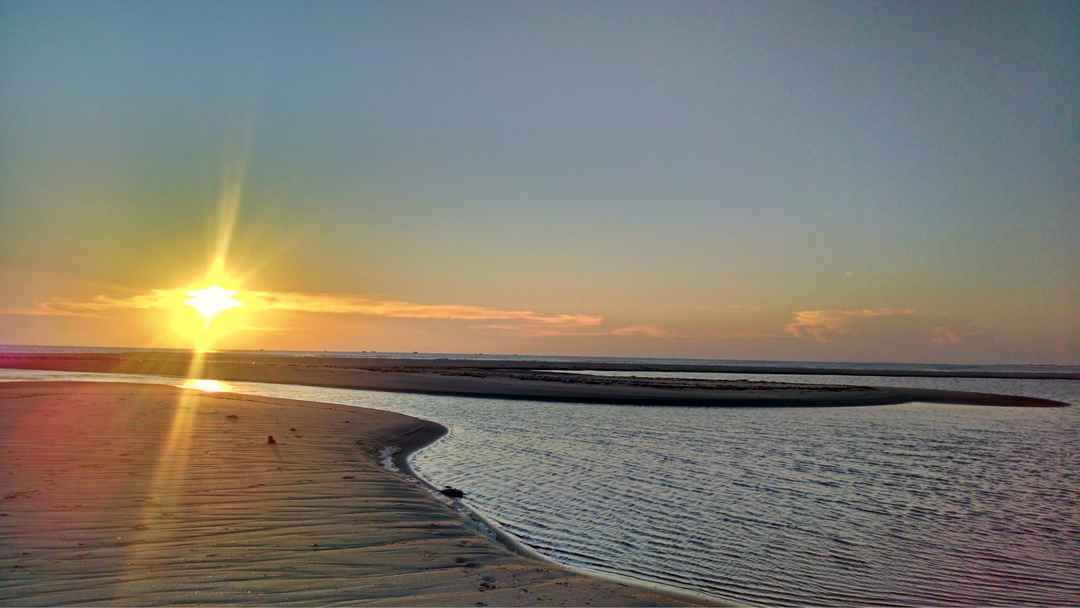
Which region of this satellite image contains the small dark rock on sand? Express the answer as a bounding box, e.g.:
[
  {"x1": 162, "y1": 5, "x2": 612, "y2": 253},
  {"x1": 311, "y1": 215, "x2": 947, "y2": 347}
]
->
[
  {"x1": 226, "y1": 414, "x2": 238, "y2": 421},
  {"x1": 440, "y1": 486, "x2": 465, "y2": 499},
  {"x1": 267, "y1": 435, "x2": 277, "y2": 445}
]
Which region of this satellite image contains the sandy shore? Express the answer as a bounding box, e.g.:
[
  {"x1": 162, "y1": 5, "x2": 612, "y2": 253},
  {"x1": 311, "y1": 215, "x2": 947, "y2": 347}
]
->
[
  {"x1": 0, "y1": 382, "x2": 705, "y2": 606},
  {"x1": 0, "y1": 353, "x2": 1069, "y2": 408}
]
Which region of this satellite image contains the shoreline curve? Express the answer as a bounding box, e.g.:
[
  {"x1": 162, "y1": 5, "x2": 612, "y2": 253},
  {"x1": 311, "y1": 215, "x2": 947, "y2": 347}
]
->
[
  {"x1": 394, "y1": 427, "x2": 718, "y2": 606},
  {"x1": 0, "y1": 381, "x2": 714, "y2": 606}
]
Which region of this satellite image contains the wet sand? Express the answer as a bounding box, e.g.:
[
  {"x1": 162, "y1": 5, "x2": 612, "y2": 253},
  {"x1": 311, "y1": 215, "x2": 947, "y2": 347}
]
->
[
  {"x1": 0, "y1": 382, "x2": 705, "y2": 606},
  {"x1": 0, "y1": 352, "x2": 1068, "y2": 408}
]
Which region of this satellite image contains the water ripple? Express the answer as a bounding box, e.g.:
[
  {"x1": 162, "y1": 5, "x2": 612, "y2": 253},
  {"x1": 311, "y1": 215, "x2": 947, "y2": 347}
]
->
[
  {"x1": 407, "y1": 376, "x2": 1080, "y2": 606},
  {"x1": 2, "y1": 369, "x2": 1077, "y2": 606}
]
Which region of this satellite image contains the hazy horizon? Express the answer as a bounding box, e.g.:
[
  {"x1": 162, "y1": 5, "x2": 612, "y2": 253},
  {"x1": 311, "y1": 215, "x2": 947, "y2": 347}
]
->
[
  {"x1": 5, "y1": 341, "x2": 1080, "y2": 369},
  {"x1": 2, "y1": 1, "x2": 1077, "y2": 364}
]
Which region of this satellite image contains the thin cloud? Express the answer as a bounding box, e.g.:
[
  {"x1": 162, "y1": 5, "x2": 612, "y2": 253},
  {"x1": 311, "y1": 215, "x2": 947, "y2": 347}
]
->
[
  {"x1": 609, "y1": 325, "x2": 671, "y2": 338},
  {"x1": 0, "y1": 306, "x2": 66, "y2": 317},
  {"x1": 19, "y1": 290, "x2": 187, "y2": 318},
  {"x1": 485, "y1": 323, "x2": 672, "y2": 338},
  {"x1": 931, "y1": 326, "x2": 962, "y2": 345},
  {"x1": 785, "y1": 308, "x2": 915, "y2": 342},
  {"x1": 787, "y1": 309, "x2": 979, "y2": 348},
  {"x1": 244, "y1": 291, "x2": 602, "y2": 326},
  {"x1": 21, "y1": 288, "x2": 604, "y2": 328}
]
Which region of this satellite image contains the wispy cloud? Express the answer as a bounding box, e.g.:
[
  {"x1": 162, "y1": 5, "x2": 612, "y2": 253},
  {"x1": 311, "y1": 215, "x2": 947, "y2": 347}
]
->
[
  {"x1": 930, "y1": 326, "x2": 962, "y2": 345},
  {"x1": 244, "y1": 291, "x2": 603, "y2": 326},
  {"x1": 785, "y1": 308, "x2": 915, "y2": 342},
  {"x1": 15, "y1": 288, "x2": 604, "y2": 328},
  {"x1": 9, "y1": 290, "x2": 187, "y2": 318},
  {"x1": 473, "y1": 323, "x2": 672, "y2": 338},
  {"x1": 609, "y1": 324, "x2": 671, "y2": 338}
]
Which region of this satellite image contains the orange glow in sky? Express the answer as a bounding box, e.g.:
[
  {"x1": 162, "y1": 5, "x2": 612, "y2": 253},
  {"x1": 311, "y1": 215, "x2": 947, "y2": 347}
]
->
[{"x1": 2, "y1": 2, "x2": 1077, "y2": 364}]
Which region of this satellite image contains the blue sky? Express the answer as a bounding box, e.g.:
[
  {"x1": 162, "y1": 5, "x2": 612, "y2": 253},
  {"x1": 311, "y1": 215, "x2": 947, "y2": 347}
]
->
[{"x1": 2, "y1": 1, "x2": 1077, "y2": 362}]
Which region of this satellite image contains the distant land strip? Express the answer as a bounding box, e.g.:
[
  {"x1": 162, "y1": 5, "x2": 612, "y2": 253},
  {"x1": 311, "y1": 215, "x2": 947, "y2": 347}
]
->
[{"x1": 0, "y1": 352, "x2": 1070, "y2": 408}]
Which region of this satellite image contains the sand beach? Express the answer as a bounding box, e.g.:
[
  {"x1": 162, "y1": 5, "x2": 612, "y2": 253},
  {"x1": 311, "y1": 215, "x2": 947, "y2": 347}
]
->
[{"x1": 0, "y1": 382, "x2": 704, "y2": 606}]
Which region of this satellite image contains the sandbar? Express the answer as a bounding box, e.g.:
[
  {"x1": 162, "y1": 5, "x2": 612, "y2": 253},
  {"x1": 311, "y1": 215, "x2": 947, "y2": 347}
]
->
[{"x1": 0, "y1": 352, "x2": 1068, "y2": 408}]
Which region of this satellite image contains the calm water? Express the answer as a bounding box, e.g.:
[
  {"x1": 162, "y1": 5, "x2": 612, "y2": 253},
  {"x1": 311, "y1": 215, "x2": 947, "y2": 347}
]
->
[{"x1": 1, "y1": 367, "x2": 1077, "y2": 606}]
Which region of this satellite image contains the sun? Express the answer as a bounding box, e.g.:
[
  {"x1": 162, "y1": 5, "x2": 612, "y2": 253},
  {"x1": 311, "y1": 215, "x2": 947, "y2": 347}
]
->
[{"x1": 185, "y1": 285, "x2": 241, "y2": 321}]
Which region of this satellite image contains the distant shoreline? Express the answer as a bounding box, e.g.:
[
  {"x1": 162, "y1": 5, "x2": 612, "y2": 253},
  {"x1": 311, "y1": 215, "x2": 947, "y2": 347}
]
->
[
  {"x1": 3, "y1": 348, "x2": 1077, "y2": 379},
  {"x1": 0, "y1": 352, "x2": 1069, "y2": 408}
]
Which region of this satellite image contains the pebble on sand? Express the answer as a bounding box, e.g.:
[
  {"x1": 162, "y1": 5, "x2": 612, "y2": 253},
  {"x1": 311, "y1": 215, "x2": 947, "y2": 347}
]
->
[{"x1": 440, "y1": 486, "x2": 465, "y2": 499}]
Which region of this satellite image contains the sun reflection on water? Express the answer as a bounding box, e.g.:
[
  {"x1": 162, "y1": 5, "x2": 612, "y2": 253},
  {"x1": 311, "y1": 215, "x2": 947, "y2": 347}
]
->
[{"x1": 180, "y1": 378, "x2": 232, "y2": 393}]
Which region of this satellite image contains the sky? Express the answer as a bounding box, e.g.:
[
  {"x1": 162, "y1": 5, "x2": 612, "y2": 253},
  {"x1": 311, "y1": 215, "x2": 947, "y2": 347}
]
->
[{"x1": 1, "y1": 1, "x2": 1077, "y2": 363}]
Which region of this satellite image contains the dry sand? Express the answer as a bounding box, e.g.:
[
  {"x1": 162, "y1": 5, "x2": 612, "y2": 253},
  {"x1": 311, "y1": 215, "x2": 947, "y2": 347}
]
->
[
  {"x1": 0, "y1": 353, "x2": 1067, "y2": 408},
  {"x1": 0, "y1": 382, "x2": 705, "y2": 606}
]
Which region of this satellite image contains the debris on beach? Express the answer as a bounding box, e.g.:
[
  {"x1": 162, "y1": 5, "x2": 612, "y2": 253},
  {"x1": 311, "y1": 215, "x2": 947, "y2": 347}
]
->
[
  {"x1": 267, "y1": 435, "x2": 277, "y2": 445},
  {"x1": 379, "y1": 446, "x2": 402, "y2": 471},
  {"x1": 440, "y1": 486, "x2": 465, "y2": 499}
]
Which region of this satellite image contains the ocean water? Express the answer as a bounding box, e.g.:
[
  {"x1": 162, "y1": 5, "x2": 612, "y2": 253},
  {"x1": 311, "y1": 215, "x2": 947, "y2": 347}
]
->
[{"x1": 0, "y1": 366, "x2": 1077, "y2": 606}]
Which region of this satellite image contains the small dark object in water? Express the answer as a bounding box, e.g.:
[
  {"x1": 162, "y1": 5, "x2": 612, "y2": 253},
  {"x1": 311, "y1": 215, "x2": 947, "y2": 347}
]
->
[
  {"x1": 226, "y1": 414, "x2": 238, "y2": 421},
  {"x1": 440, "y1": 486, "x2": 465, "y2": 499},
  {"x1": 267, "y1": 435, "x2": 277, "y2": 445},
  {"x1": 289, "y1": 427, "x2": 297, "y2": 432}
]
